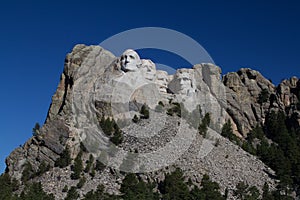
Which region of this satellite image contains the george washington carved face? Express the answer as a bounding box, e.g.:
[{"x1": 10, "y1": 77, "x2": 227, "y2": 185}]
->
[{"x1": 120, "y1": 49, "x2": 142, "y2": 72}]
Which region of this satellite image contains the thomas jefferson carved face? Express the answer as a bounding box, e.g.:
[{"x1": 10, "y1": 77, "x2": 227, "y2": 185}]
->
[
  {"x1": 120, "y1": 49, "x2": 142, "y2": 72},
  {"x1": 140, "y1": 59, "x2": 156, "y2": 81}
]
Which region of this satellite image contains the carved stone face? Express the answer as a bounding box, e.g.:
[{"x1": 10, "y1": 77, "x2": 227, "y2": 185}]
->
[
  {"x1": 156, "y1": 70, "x2": 169, "y2": 93},
  {"x1": 168, "y1": 69, "x2": 195, "y2": 96},
  {"x1": 140, "y1": 59, "x2": 156, "y2": 81},
  {"x1": 120, "y1": 49, "x2": 141, "y2": 72}
]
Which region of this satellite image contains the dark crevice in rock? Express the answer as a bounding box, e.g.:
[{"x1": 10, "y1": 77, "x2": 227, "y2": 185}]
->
[
  {"x1": 58, "y1": 74, "x2": 73, "y2": 115},
  {"x1": 251, "y1": 103, "x2": 259, "y2": 122}
]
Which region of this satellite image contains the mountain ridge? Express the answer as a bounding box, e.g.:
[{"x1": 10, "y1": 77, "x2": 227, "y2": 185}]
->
[{"x1": 3, "y1": 44, "x2": 300, "y2": 199}]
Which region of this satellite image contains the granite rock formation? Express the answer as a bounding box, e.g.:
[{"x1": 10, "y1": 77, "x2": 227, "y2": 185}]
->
[{"x1": 5, "y1": 45, "x2": 300, "y2": 199}]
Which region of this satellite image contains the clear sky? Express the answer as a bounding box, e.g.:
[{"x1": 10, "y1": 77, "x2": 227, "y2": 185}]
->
[{"x1": 1, "y1": 0, "x2": 300, "y2": 173}]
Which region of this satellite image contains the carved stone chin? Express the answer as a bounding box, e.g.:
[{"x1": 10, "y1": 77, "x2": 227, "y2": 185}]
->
[{"x1": 120, "y1": 49, "x2": 142, "y2": 72}]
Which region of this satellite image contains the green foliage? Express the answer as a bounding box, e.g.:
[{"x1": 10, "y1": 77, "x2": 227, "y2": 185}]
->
[
  {"x1": 32, "y1": 123, "x2": 40, "y2": 136},
  {"x1": 90, "y1": 168, "x2": 96, "y2": 178},
  {"x1": 21, "y1": 162, "x2": 34, "y2": 182},
  {"x1": 80, "y1": 142, "x2": 88, "y2": 153},
  {"x1": 167, "y1": 102, "x2": 181, "y2": 117},
  {"x1": 120, "y1": 173, "x2": 138, "y2": 194},
  {"x1": 221, "y1": 120, "x2": 240, "y2": 144},
  {"x1": 166, "y1": 108, "x2": 174, "y2": 116},
  {"x1": 55, "y1": 146, "x2": 71, "y2": 168},
  {"x1": 198, "y1": 113, "x2": 210, "y2": 137},
  {"x1": 95, "y1": 160, "x2": 106, "y2": 172},
  {"x1": 246, "y1": 125, "x2": 264, "y2": 141},
  {"x1": 21, "y1": 161, "x2": 50, "y2": 182},
  {"x1": 242, "y1": 126, "x2": 263, "y2": 155},
  {"x1": 71, "y1": 151, "x2": 83, "y2": 180},
  {"x1": 260, "y1": 110, "x2": 300, "y2": 191},
  {"x1": 158, "y1": 168, "x2": 189, "y2": 200},
  {"x1": 221, "y1": 120, "x2": 233, "y2": 138},
  {"x1": 157, "y1": 169, "x2": 225, "y2": 200},
  {"x1": 241, "y1": 141, "x2": 256, "y2": 155},
  {"x1": 214, "y1": 139, "x2": 221, "y2": 147},
  {"x1": 297, "y1": 102, "x2": 300, "y2": 110},
  {"x1": 20, "y1": 182, "x2": 54, "y2": 200},
  {"x1": 189, "y1": 174, "x2": 225, "y2": 200},
  {"x1": 100, "y1": 117, "x2": 123, "y2": 146},
  {"x1": 83, "y1": 184, "x2": 114, "y2": 200},
  {"x1": 0, "y1": 173, "x2": 19, "y2": 200},
  {"x1": 132, "y1": 114, "x2": 139, "y2": 123},
  {"x1": 247, "y1": 186, "x2": 260, "y2": 200},
  {"x1": 265, "y1": 111, "x2": 288, "y2": 142},
  {"x1": 110, "y1": 123, "x2": 123, "y2": 146},
  {"x1": 158, "y1": 101, "x2": 164, "y2": 107},
  {"x1": 84, "y1": 154, "x2": 94, "y2": 173},
  {"x1": 121, "y1": 173, "x2": 159, "y2": 200},
  {"x1": 36, "y1": 161, "x2": 50, "y2": 176},
  {"x1": 65, "y1": 186, "x2": 79, "y2": 200},
  {"x1": 76, "y1": 176, "x2": 86, "y2": 189},
  {"x1": 238, "y1": 111, "x2": 300, "y2": 199},
  {"x1": 234, "y1": 181, "x2": 248, "y2": 199},
  {"x1": 100, "y1": 117, "x2": 114, "y2": 136},
  {"x1": 258, "y1": 88, "x2": 270, "y2": 104},
  {"x1": 262, "y1": 183, "x2": 273, "y2": 200},
  {"x1": 140, "y1": 104, "x2": 150, "y2": 119},
  {"x1": 62, "y1": 185, "x2": 68, "y2": 193}
]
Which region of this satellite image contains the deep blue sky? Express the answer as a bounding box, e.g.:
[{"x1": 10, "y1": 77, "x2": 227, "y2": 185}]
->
[{"x1": 1, "y1": 0, "x2": 300, "y2": 173}]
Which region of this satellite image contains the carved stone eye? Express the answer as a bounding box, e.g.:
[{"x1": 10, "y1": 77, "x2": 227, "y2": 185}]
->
[{"x1": 129, "y1": 55, "x2": 135, "y2": 59}]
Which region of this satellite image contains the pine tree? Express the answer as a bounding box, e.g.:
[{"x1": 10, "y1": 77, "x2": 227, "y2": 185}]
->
[
  {"x1": 21, "y1": 162, "x2": 34, "y2": 182},
  {"x1": 198, "y1": 113, "x2": 210, "y2": 137},
  {"x1": 55, "y1": 146, "x2": 71, "y2": 168},
  {"x1": 65, "y1": 186, "x2": 79, "y2": 200},
  {"x1": 0, "y1": 173, "x2": 19, "y2": 200},
  {"x1": 121, "y1": 173, "x2": 158, "y2": 200},
  {"x1": 158, "y1": 168, "x2": 189, "y2": 200},
  {"x1": 32, "y1": 123, "x2": 41, "y2": 136},
  {"x1": 132, "y1": 114, "x2": 139, "y2": 123},
  {"x1": 140, "y1": 104, "x2": 150, "y2": 119},
  {"x1": 71, "y1": 151, "x2": 83, "y2": 180},
  {"x1": 20, "y1": 182, "x2": 54, "y2": 200}
]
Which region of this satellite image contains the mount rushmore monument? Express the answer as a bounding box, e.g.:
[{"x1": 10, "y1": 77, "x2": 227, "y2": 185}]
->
[{"x1": 7, "y1": 44, "x2": 299, "y2": 199}]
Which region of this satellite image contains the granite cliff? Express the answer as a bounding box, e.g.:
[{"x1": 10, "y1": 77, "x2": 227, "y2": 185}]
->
[{"x1": 4, "y1": 45, "x2": 300, "y2": 199}]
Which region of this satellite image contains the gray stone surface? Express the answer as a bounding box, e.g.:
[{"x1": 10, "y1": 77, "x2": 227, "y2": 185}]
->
[{"x1": 5, "y1": 44, "x2": 300, "y2": 199}]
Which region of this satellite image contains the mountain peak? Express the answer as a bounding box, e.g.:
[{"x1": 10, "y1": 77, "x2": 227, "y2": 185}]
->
[{"x1": 4, "y1": 45, "x2": 300, "y2": 199}]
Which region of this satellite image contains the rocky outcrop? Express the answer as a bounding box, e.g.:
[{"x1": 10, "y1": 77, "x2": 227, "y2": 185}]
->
[
  {"x1": 223, "y1": 69, "x2": 300, "y2": 136},
  {"x1": 5, "y1": 44, "x2": 300, "y2": 199},
  {"x1": 223, "y1": 68, "x2": 275, "y2": 136}
]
